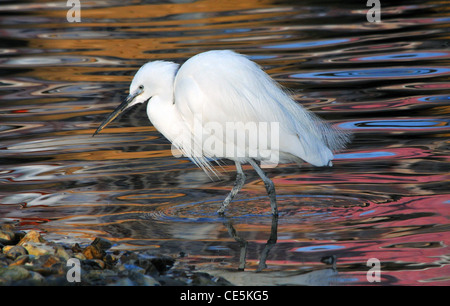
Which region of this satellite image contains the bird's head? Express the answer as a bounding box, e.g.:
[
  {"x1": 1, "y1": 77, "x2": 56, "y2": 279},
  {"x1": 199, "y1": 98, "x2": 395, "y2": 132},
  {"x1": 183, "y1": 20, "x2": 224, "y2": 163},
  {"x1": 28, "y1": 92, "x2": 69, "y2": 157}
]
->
[{"x1": 92, "y1": 61, "x2": 179, "y2": 136}]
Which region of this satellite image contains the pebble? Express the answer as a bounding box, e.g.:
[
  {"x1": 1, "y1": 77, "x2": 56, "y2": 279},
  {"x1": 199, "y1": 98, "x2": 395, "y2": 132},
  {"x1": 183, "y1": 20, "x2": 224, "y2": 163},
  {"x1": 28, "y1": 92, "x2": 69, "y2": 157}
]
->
[
  {"x1": 55, "y1": 245, "x2": 71, "y2": 261},
  {"x1": 82, "y1": 245, "x2": 104, "y2": 260},
  {"x1": 10, "y1": 255, "x2": 30, "y2": 266},
  {"x1": 0, "y1": 230, "x2": 15, "y2": 244},
  {"x1": 91, "y1": 237, "x2": 113, "y2": 251},
  {"x1": 74, "y1": 252, "x2": 86, "y2": 261},
  {"x1": 22, "y1": 242, "x2": 55, "y2": 257},
  {"x1": 17, "y1": 230, "x2": 45, "y2": 245},
  {"x1": 28, "y1": 271, "x2": 45, "y2": 284},
  {"x1": 0, "y1": 224, "x2": 233, "y2": 286},
  {"x1": 82, "y1": 259, "x2": 105, "y2": 270},
  {"x1": 0, "y1": 266, "x2": 30, "y2": 283},
  {"x1": 4, "y1": 245, "x2": 27, "y2": 259}
]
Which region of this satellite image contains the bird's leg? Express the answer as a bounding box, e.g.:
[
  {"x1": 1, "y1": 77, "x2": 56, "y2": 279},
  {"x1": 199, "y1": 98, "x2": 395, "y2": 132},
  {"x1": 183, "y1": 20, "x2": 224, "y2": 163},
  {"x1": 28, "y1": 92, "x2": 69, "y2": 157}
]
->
[
  {"x1": 217, "y1": 161, "x2": 246, "y2": 215},
  {"x1": 223, "y1": 219, "x2": 248, "y2": 270},
  {"x1": 248, "y1": 159, "x2": 278, "y2": 216}
]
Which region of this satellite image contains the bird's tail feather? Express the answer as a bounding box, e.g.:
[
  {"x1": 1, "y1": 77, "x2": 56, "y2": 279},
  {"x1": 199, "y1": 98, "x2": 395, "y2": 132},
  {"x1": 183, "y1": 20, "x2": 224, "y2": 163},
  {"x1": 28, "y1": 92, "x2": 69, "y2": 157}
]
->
[{"x1": 172, "y1": 135, "x2": 224, "y2": 180}]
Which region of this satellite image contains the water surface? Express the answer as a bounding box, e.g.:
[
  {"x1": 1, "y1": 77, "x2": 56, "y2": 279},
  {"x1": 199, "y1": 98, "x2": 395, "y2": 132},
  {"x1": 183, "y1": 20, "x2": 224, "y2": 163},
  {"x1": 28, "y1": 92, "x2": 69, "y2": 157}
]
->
[{"x1": 0, "y1": 0, "x2": 449, "y2": 285}]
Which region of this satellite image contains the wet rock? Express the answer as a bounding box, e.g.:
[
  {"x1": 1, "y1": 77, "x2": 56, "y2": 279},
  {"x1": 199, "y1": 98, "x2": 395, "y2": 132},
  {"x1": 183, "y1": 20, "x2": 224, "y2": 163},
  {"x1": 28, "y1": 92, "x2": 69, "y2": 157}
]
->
[
  {"x1": 74, "y1": 252, "x2": 86, "y2": 261},
  {"x1": 0, "y1": 254, "x2": 11, "y2": 267},
  {"x1": 50, "y1": 262, "x2": 66, "y2": 275},
  {"x1": 148, "y1": 254, "x2": 175, "y2": 273},
  {"x1": 18, "y1": 230, "x2": 45, "y2": 245},
  {"x1": 4, "y1": 245, "x2": 28, "y2": 259},
  {"x1": 118, "y1": 250, "x2": 138, "y2": 263},
  {"x1": 71, "y1": 243, "x2": 83, "y2": 253},
  {"x1": 124, "y1": 251, "x2": 175, "y2": 274},
  {"x1": 2, "y1": 245, "x2": 13, "y2": 253},
  {"x1": 54, "y1": 245, "x2": 71, "y2": 261},
  {"x1": 24, "y1": 254, "x2": 65, "y2": 277},
  {"x1": 82, "y1": 245, "x2": 105, "y2": 260},
  {"x1": 91, "y1": 237, "x2": 113, "y2": 251},
  {"x1": 0, "y1": 230, "x2": 15, "y2": 245},
  {"x1": 83, "y1": 269, "x2": 117, "y2": 285},
  {"x1": 0, "y1": 225, "x2": 24, "y2": 245},
  {"x1": 10, "y1": 254, "x2": 30, "y2": 266},
  {"x1": 191, "y1": 272, "x2": 232, "y2": 286},
  {"x1": 155, "y1": 274, "x2": 189, "y2": 286},
  {"x1": 80, "y1": 237, "x2": 112, "y2": 261},
  {"x1": 33, "y1": 254, "x2": 61, "y2": 268},
  {"x1": 123, "y1": 257, "x2": 158, "y2": 276},
  {"x1": 0, "y1": 266, "x2": 31, "y2": 283},
  {"x1": 21, "y1": 242, "x2": 55, "y2": 257},
  {"x1": 0, "y1": 224, "x2": 234, "y2": 286},
  {"x1": 28, "y1": 271, "x2": 45, "y2": 284},
  {"x1": 37, "y1": 274, "x2": 69, "y2": 286},
  {"x1": 139, "y1": 260, "x2": 159, "y2": 276},
  {"x1": 128, "y1": 272, "x2": 160, "y2": 286},
  {"x1": 82, "y1": 259, "x2": 105, "y2": 270},
  {"x1": 120, "y1": 263, "x2": 146, "y2": 275},
  {"x1": 103, "y1": 254, "x2": 117, "y2": 268},
  {"x1": 141, "y1": 274, "x2": 160, "y2": 286},
  {"x1": 0, "y1": 224, "x2": 15, "y2": 231}
]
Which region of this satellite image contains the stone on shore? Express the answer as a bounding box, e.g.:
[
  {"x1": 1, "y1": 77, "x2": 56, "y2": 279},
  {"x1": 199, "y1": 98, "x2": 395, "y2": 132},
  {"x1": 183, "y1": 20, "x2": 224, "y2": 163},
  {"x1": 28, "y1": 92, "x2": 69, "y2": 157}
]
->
[{"x1": 0, "y1": 225, "x2": 233, "y2": 286}]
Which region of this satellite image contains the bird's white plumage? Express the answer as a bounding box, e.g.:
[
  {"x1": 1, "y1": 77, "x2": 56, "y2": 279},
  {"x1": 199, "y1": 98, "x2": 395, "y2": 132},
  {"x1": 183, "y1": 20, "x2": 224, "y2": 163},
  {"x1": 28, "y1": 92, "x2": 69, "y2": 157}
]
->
[
  {"x1": 112, "y1": 50, "x2": 350, "y2": 175},
  {"x1": 172, "y1": 50, "x2": 349, "y2": 171}
]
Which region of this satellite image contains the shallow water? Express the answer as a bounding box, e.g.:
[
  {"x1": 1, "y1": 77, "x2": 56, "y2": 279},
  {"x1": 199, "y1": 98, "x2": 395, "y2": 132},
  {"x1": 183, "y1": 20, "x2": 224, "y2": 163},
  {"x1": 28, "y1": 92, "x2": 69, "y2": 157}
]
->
[{"x1": 0, "y1": 0, "x2": 449, "y2": 285}]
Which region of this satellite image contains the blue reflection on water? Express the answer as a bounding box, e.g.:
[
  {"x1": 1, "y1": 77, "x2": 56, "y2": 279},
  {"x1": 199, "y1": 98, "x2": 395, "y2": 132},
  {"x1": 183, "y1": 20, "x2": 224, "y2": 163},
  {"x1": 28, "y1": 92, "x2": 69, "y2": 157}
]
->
[
  {"x1": 356, "y1": 52, "x2": 448, "y2": 61},
  {"x1": 263, "y1": 38, "x2": 350, "y2": 49},
  {"x1": 292, "y1": 67, "x2": 450, "y2": 79},
  {"x1": 418, "y1": 95, "x2": 450, "y2": 102},
  {"x1": 336, "y1": 151, "x2": 396, "y2": 160},
  {"x1": 293, "y1": 245, "x2": 345, "y2": 252},
  {"x1": 359, "y1": 209, "x2": 376, "y2": 216},
  {"x1": 339, "y1": 118, "x2": 450, "y2": 130}
]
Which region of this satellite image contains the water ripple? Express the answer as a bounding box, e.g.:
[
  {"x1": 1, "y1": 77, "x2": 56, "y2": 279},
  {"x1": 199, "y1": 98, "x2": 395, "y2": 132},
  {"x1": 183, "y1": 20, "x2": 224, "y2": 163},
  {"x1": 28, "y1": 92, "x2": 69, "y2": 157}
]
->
[
  {"x1": 290, "y1": 67, "x2": 450, "y2": 80},
  {"x1": 330, "y1": 51, "x2": 450, "y2": 63},
  {"x1": 145, "y1": 194, "x2": 370, "y2": 223},
  {"x1": 0, "y1": 56, "x2": 124, "y2": 67},
  {"x1": 339, "y1": 118, "x2": 450, "y2": 131}
]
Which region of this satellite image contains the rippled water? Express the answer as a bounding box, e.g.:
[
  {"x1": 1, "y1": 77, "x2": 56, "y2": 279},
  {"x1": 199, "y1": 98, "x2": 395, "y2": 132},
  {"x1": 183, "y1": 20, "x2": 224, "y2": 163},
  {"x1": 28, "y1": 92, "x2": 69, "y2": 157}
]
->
[{"x1": 1, "y1": 0, "x2": 449, "y2": 285}]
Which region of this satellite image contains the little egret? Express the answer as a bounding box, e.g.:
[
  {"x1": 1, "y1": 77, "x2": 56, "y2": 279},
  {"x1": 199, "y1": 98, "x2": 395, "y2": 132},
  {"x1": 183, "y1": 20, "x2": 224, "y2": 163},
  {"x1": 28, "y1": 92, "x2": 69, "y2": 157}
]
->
[{"x1": 93, "y1": 50, "x2": 350, "y2": 216}]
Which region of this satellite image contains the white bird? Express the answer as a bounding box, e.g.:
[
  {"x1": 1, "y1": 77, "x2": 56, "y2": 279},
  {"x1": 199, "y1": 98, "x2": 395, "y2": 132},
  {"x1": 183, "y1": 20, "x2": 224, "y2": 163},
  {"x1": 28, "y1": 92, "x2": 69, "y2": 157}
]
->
[{"x1": 93, "y1": 50, "x2": 350, "y2": 216}]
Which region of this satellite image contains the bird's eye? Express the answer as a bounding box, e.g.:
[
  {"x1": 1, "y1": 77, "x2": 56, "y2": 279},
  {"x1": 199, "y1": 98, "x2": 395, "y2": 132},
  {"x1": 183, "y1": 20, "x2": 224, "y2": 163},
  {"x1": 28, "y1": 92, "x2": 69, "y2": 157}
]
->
[{"x1": 139, "y1": 85, "x2": 144, "y2": 90}]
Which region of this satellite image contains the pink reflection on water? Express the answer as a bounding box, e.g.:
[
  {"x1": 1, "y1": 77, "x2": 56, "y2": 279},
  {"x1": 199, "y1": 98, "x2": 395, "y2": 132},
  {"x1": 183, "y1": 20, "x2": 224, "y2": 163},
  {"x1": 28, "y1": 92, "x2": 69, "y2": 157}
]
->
[{"x1": 276, "y1": 173, "x2": 447, "y2": 185}]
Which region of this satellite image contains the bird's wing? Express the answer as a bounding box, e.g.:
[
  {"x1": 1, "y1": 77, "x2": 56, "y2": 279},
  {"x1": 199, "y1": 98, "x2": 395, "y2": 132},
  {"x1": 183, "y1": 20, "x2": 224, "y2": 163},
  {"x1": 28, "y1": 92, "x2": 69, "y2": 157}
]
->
[
  {"x1": 173, "y1": 50, "x2": 349, "y2": 168},
  {"x1": 174, "y1": 51, "x2": 281, "y2": 129}
]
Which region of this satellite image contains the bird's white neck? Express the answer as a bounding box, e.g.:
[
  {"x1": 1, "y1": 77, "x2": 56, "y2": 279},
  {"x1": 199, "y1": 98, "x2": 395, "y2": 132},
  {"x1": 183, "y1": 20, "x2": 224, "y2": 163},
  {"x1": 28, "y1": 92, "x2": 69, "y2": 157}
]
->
[{"x1": 146, "y1": 84, "x2": 184, "y2": 146}]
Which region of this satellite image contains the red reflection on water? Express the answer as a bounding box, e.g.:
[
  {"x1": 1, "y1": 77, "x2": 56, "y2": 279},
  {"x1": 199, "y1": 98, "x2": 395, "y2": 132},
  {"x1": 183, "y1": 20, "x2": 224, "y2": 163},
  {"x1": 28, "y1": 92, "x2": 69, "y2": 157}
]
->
[
  {"x1": 18, "y1": 217, "x2": 52, "y2": 226},
  {"x1": 321, "y1": 95, "x2": 445, "y2": 112},
  {"x1": 252, "y1": 194, "x2": 450, "y2": 285}
]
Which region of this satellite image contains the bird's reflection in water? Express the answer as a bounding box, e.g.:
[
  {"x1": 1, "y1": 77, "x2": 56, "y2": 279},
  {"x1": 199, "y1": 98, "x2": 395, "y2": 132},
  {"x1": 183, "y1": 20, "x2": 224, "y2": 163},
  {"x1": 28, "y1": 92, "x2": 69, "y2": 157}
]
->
[
  {"x1": 222, "y1": 215, "x2": 278, "y2": 272},
  {"x1": 219, "y1": 216, "x2": 338, "y2": 285},
  {"x1": 223, "y1": 218, "x2": 249, "y2": 271},
  {"x1": 214, "y1": 215, "x2": 340, "y2": 285}
]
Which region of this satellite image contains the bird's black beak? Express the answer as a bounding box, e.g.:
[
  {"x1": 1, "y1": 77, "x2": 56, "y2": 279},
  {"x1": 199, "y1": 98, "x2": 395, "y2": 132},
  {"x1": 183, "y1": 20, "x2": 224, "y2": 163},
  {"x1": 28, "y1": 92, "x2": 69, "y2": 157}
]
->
[{"x1": 92, "y1": 89, "x2": 141, "y2": 137}]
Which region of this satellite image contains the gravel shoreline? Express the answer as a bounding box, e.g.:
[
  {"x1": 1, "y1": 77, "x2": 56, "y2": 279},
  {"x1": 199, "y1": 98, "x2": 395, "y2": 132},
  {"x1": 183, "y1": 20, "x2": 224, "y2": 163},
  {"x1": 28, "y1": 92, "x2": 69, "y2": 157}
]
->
[{"x1": 0, "y1": 224, "x2": 233, "y2": 286}]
